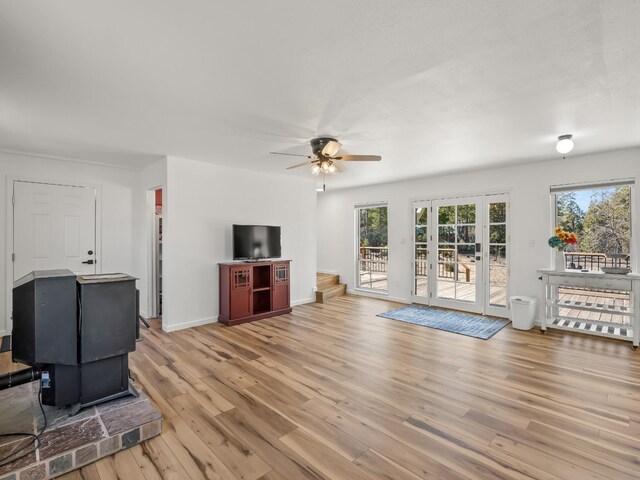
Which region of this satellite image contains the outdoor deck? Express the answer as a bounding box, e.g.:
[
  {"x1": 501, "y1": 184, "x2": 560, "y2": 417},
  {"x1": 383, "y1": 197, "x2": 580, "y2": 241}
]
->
[
  {"x1": 360, "y1": 275, "x2": 630, "y2": 325},
  {"x1": 359, "y1": 249, "x2": 631, "y2": 324}
]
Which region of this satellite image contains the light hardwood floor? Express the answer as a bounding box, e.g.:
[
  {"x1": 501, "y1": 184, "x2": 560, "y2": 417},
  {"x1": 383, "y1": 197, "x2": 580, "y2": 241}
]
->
[{"x1": 3, "y1": 294, "x2": 640, "y2": 479}]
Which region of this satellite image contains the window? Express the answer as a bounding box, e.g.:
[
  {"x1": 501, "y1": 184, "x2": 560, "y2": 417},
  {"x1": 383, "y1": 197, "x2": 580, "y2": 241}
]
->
[
  {"x1": 356, "y1": 204, "x2": 388, "y2": 291},
  {"x1": 553, "y1": 182, "x2": 633, "y2": 271},
  {"x1": 552, "y1": 180, "x2": 634, "y2": 327}
]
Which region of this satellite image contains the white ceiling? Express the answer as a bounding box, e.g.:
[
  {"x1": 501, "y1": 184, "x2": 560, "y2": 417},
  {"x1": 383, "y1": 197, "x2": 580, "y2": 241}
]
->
[{"x1": 1, "y1": 1, "x2": 639, "y2": 187}]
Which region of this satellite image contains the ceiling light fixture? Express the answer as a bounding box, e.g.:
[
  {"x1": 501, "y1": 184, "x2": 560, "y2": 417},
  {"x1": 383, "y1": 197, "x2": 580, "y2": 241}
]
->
[
  {"x1": 556, "y1": 134, "x2": 574, "y2": 155},
  {"x1": 311, "y1": 164, "x2": 321, "y2": 175},
  {"x1": 328, "y1": 163, "x2": 337, "y2": 174}
]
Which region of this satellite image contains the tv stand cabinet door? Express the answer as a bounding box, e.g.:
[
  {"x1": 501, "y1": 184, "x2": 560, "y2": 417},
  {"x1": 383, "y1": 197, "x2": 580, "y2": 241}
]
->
[
  {"x1": 272, "y1": 262, "x2": 290, "y2": 311},
  {"x1": 230, "y1": 266, "x2": 252, "y2": 319}
]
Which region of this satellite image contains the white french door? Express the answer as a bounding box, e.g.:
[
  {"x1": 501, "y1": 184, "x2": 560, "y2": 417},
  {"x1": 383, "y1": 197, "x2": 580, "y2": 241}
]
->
[
  {"x1": 412, "y1": 193, "x2": 510, "y2": 317},
  {"x1": 432, "y1": 196, "x2": 484, "y2": 313},
  {"x1": 484, "y1": 194, "x2": 509, "y2": 317}
]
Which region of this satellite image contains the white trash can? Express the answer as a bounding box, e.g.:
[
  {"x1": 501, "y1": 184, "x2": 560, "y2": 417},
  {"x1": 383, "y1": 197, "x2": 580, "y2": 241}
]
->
[{"x1": 510, "y1": 296, "x2": 537, "y2": 330}]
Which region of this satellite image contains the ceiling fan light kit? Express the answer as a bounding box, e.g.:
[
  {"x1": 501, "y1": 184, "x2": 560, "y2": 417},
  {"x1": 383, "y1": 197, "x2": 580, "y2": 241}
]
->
[
  {"x1": 321, "y1": 139, "x2": 342, "y2": 157},
  {"x1": 271, "y1": 136, "x2": 382, "y2": 179}
]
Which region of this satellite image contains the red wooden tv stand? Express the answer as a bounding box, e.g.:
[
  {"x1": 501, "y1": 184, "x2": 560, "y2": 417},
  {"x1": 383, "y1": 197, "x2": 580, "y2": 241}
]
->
[{"x1": 218, "y1": 260, "x2": 291, "y2": 326}]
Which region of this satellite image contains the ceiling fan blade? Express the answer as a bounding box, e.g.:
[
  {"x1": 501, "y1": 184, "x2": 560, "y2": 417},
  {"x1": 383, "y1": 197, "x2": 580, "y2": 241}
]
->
[
  {"x1": 321, "y1": 140, "x2": 342, "y2": 157},
  {"x1": 270, "y1": 152, "x2": 312, "y2": 158},
  {"x1": 333, "y1": 155, "x2": 381, "y2": 162},
  {"x1": 286, "y1": 160, "x2": 316, "y2": 170}
]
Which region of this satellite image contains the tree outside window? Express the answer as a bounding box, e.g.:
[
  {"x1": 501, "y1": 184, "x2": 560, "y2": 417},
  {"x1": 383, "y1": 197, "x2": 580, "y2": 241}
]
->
[{"x1": 556, "y1": 186, "x2": 631, "y2": 270}]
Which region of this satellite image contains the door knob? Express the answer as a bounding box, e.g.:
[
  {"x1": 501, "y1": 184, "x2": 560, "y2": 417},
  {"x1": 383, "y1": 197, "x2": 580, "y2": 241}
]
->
[{"x1": 82, "y1": 259, "x2": 94, "y2": 265}]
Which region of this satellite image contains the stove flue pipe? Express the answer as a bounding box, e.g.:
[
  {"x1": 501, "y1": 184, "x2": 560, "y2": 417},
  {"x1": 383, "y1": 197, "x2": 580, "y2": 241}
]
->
[{"x1": 0, "y1": 367, "x2": 41, "y2": 391}]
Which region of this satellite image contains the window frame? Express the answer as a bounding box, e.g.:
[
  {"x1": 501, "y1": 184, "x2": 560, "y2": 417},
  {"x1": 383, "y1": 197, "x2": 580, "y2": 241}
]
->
[
  {"x1": 550, "y1": 180, "x2": 636, "y2": 272},
  {"x1": 354, "y1": 202, "x2": 389, "y2": 294}
]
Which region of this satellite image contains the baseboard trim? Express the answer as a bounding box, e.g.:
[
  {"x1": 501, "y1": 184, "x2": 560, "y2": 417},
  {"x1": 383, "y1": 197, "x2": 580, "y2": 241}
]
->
[
  {"x1": 161, "y1": 298, "x2": 316, "y2": 332},
  {"x1": 292, "y1": 297, "x2": 315, "y2": 306},
  {"x1": 347, "y1": 289, "x2": 410, "y2": 304},
  {"x1": 317, "y1": 269, "x2": 339, "y2": 275},
  {"x1": 163, "y1": 316, "x2": 218, "y2": 333}
]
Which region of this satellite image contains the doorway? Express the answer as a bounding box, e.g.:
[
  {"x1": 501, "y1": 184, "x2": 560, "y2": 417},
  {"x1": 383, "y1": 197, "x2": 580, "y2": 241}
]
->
[
  {"x1": 9, "y1": 180, "x2": 98, "y2": 332},
  {"x1": 412, "y1": 193, "x2": 510, "y2": 317},
  {"x1": 148, "y1": 188, "x2": 163, "y2": 318}
]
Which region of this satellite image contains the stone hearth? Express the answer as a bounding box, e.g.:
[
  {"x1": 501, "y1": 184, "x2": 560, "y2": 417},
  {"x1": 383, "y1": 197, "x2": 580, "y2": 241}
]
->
[{"x1": 0, "y1": 381, "x2": 161, "y2": 479}]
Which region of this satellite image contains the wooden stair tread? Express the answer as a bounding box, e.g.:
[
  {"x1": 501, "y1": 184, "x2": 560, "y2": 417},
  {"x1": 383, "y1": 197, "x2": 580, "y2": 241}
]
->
[
  {"x1": 316, "y1": 273, "x2": 340, "y2": 289},
  {"x1": 316, "y1": 283, "x2": 346, "y2": 304},
  {"x1": 316, "y1": 272, "x2": 346, "y2": 304}
]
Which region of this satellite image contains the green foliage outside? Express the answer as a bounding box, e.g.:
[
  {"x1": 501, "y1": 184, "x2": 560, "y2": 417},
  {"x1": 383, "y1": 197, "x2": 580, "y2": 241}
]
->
[
  {"x1": 359, "y1": 207, "x2": 388, "y2": 248},
  {"x1": 556, "y1": 187, "x2": 630, "y2": 254}
]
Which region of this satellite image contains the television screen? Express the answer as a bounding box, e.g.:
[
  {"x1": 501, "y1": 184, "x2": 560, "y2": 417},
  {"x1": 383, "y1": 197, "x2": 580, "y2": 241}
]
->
[{"x1": 233, "y1": 225, "x2": 282, "y2": 260}]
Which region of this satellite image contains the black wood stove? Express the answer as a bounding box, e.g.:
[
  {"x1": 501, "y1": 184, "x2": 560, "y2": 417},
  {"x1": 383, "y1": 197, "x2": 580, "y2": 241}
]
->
[{"x1": 11, "y1": 270, "x2": 138, "y2": 412}]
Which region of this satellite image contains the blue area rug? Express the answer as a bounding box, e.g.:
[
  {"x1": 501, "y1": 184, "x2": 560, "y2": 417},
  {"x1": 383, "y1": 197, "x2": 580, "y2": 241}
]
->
[{"x1": 377, "y1": 306, "x2": 509, "y2": 340}]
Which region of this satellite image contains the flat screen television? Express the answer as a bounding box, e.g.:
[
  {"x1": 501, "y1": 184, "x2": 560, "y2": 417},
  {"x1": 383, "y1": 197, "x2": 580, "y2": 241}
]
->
[{"x1": 233, "y1": 225, "x2": 282, "y2": 260}]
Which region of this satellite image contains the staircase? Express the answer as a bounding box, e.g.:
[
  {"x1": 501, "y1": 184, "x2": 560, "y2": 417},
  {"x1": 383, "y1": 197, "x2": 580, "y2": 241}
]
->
[{"x1": 316, "y1": 273, "x2": 347, "y2": 303}]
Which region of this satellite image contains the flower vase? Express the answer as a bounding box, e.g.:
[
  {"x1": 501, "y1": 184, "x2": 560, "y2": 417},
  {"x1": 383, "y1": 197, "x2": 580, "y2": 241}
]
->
[{"x1": 555, "y1": 249, "x2": 566, "y2": 271}]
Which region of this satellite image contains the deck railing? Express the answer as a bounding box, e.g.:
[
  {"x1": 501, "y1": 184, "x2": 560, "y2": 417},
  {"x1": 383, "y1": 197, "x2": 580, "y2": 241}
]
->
[
  {"x1": 359, "y1": 246, "x2": 388, "y2": 274},
  {"x1": 414, "y1": 247, "x2": 470, "y2": 281},
  {"x1": 564, "y1": 252, "x2": 630, "y2": 271},
  {"x1": 364, "y1": 249, "x2": 629, "y2": 275}
]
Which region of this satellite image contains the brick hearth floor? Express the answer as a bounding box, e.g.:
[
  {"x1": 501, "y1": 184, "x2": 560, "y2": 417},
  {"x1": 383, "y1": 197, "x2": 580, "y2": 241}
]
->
[{"x1": 0, "y1": 381, "x2": 161, "y2": 479}]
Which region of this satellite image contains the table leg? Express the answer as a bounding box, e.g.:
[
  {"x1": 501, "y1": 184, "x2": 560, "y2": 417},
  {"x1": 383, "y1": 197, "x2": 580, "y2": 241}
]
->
[
  {"x1": 540, "y1": 276, "x2": 547, "y2": 332},
  {"x1": 633, "y1": 287, "x2": 639, "y2": 349}
]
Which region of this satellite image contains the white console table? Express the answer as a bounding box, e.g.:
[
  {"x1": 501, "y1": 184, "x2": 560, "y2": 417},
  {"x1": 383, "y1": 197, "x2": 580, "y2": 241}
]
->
[{"x1": 538, "y1": 269, "x2": 640, "y2": 349}]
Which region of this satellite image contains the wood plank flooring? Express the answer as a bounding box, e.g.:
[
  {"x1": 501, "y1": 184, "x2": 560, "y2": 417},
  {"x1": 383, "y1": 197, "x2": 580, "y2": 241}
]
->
[{"x1": 3, "y1": 294, "x2": 640, "y2": 479}]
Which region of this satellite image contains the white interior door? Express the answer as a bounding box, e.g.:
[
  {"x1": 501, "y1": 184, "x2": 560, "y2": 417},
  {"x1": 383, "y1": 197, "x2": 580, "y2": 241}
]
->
[{"x1": 13, "y1": 181, "x2": 97, "y2": 281}]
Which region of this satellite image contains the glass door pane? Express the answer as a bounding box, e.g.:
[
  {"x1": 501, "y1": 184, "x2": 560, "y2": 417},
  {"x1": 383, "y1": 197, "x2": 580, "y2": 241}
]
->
[{"x1": 413, "y1": 202, "x2": 429, "y2": 302}]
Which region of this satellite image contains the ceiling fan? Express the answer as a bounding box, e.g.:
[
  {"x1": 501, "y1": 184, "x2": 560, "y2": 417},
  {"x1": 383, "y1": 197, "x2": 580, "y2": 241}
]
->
[{"x1": 270, "y1": 136, "x2": 381, "y2": 175}]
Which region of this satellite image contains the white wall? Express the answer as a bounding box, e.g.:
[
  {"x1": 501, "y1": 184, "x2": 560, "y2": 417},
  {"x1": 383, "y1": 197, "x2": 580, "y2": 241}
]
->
[
  {"x1": 317, "y1": 148, "x2": 640, "y2": 308},
  {"x1": 0, "y1": 151, "x2": 137, "y2": 335},
  {"x1": 162, "y1": 156, "x2": 317, "y2": 332}
]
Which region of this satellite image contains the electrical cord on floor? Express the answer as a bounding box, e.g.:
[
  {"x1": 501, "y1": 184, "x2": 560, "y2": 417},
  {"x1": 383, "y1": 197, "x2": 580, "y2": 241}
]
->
[{"x1": 0, "y1": 380, "x2": 47, "y2": 468}]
